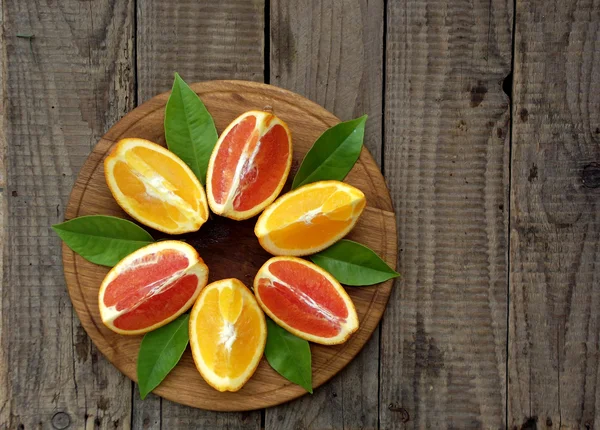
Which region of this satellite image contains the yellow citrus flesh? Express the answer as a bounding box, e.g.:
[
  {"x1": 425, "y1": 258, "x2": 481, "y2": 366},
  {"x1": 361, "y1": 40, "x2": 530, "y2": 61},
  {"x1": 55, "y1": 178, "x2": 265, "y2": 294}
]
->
[
  {"x1": 254, "y1": 180, "x2": 366, "y2": 256},
  {"x1": 189, "y1": 279, "x2": 267, "y2": 392},
  {"x1": 105, "y1": 138, "x2": 208, "y2": 234}
]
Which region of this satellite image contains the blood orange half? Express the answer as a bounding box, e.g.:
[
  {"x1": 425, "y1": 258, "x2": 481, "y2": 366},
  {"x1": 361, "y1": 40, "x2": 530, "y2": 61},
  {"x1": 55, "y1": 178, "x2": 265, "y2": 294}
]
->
[
  {"x1": 206, "y1": 111, "x2": 292, "y2": 220},
  {"x1": 253, "y1": 257, "x2": 358, "y2": 345},
  {"x1": 99, "y1": 241, "x2": 208, "y2": 335}
]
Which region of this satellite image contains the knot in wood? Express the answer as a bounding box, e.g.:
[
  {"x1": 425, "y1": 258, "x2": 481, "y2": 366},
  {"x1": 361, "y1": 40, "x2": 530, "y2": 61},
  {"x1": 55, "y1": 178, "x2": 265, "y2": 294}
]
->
[
  {"x1": 388, "y1": 403, "x2": 409, "y2": 422},
  {"x1": 582, "y1": 163, "x2": 600, "y2": 188},
  {"x1": 51, "y1": 412, "x2": 71, "y2": 429}
]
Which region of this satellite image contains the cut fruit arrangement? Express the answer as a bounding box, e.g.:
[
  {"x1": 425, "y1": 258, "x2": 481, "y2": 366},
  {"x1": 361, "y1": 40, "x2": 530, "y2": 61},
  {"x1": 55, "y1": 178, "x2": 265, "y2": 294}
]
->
[{"x1": 54, "y1": 74, "x2": 399, "y2": 399}]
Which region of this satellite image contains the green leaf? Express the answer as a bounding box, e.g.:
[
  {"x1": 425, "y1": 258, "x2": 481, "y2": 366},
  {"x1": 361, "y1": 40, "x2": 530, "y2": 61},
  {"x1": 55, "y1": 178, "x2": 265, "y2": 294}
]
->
[
  {"x1": 292, "y1": 115, "x2": 367, "y2": 189},
  {"x1": 310, "y1": 239, "x2": 400, "y2": 286},
  {"x1": 264, "y1": 317, "x2": 313, "y2": 393},
  {"x1": 137, "y1": 313, "x2": 190, "y2": 400},
  {"x1": 52, "y1": 215, "x2": 154, "y2": 267},
  {"x1": 164, "y1": 72, "x2": 218, "y2": 185}
]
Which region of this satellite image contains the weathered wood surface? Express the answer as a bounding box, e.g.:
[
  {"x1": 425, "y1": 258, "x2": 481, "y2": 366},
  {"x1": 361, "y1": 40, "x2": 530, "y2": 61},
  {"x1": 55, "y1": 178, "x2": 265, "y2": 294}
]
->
[
  {"x1": 136, "y1": 0, "x2": 265, "y2": 104},
  {"x1": 266, "y1": 0, "x2": 384, "y2": 428},
  {"x1": 508, "y1": 0, "x2": 600, "y2": 429},
  {"x1": 381, "y1": 0, "x2": 513, "y2": 428},
  {"x1": 134, "y1": 1, "x2": 265, "y2": 427},
  {"x1": 2, "y1": 0, "x2": 600, "y2": 428},
  {"x1": 0, "y1": 0, "x2": 136, "y2": 429}
]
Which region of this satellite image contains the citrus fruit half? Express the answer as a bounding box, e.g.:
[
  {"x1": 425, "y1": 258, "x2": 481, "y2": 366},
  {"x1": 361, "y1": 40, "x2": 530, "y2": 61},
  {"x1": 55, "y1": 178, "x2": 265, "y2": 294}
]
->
[
  {"x1": 189, "y1": 278, "x2": 267, "y2": 392},
  {"x1": 99, "y1": 241, "x2": 208, "y2": 335},
  {"x1": 254, "y1": 180, "x2": 366, "y2": 256},
  {"x1": 254, "y1": 257, "x2": 359, "y2": 345},
  {"x1": 104, "y1": 138, "x2": 209, "y2": 234},
  {"x1": 206, "y1": 111, "x2": 292, "y2": 220}
]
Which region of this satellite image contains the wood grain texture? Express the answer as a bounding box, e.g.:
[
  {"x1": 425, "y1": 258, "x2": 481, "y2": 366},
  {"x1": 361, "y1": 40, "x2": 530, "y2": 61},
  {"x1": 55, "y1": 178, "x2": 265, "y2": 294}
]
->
[
  {"x1": 135, "y1": 2, "x2": 265, "y2": 425},
  {"x1": 381, "y1": 0, "x2": 513, "y2": 428},
  {"x1": 63, "y1": 81, "x2": 397, "y2": 412},
  {"x1": 267, "y1": 0, "x2": 385, "y2": 428},
  {"x1": 136, "y1": 0, "x2": 265, "y2": 104},
  {"x1": 508, "y1": 0, "x2": 600, "y2": 428},
  {"x1": 0, "y1": 0, "x2": 135, "y2": 428},
  {"x1": 131, "y1": 389, "x2": 161, "y2": 430},
  {"x1": 0, "y1": 0, "x2": 6, "y2": 425}
]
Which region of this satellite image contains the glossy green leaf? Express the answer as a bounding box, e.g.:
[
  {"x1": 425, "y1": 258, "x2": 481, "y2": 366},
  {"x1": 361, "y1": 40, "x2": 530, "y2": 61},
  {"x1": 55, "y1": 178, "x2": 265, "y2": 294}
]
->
[
  {"x1": 52, "y1": 215, "x2": 154, "y2": 267},
  {"x1": 310, "y1": 239, "x2": 400, "y2": 286},
  {"x1": 264, "y1": 317, "x2": 313, "y2": 393},
  {"x1": 164, "y1": 72, "x2": 218, "y2": 185},
  {"x1": 137, "y1": 313, "x2": 190, "y2": 400},
  {"x1": 292, "y1": 115, "x2": 367, "y2": 189}
]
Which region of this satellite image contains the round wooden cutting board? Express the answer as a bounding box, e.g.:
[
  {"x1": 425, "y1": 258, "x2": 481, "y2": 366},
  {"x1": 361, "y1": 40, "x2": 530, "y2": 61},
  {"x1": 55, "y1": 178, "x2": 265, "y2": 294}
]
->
[{"x1": 63, "y1": 80, "x2": 397, "y2": 411}]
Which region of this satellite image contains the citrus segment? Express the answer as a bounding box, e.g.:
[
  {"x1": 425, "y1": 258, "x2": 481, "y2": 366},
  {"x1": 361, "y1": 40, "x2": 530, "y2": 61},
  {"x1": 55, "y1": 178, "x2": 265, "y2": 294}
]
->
[
  {"x1": 99, "y1": 241, "x2": 208, "y2": 335},
  {"x1": 254, "y1": 257, "x2": 359, "y2": 345},
  {"x1": 206, "y1": 111, "x2": 292, "y2": 220},
  {"x1": 189, "y1": 279, "x2": 267, "y2": 392},
  {"x1": 105, "y1": 138, "x2": 209, "y2": 234},
  {"x1": 112, "y1": 273, "x2": 199, "y2": 331},
  {"x1": 254, "y1": 180, "x2": 366, "y2": 256},
  {"x1": 209, "y1": 115, "x2": 257, "y2": 206}
]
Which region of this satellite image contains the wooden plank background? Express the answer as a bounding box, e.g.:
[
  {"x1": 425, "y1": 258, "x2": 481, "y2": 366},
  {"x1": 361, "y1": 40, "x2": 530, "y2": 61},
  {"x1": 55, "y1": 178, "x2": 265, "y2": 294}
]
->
[
  {"x1": 381, "y1": 0, "x2": 513, "y2": 428},
  {"x1": 0, "y1": 0, "x2": 598, "y2": 429},
  {"x1": 508, "y1": 0, "x2": 600, "y2": 429}
]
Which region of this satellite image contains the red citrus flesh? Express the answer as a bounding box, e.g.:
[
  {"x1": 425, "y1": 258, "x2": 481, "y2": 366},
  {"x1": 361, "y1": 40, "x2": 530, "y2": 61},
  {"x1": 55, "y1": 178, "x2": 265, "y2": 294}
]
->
[
  {"x1": 103, "y1": 249, "x2": 188, "y2": 311},
  {"x1": 231, "y1": 124, "x2": 290, "y2": 211},
  {"x1": 207, "y1": 111, "x2": 292, "y2": 219},
  {"x1": 254, "y1": 257, "x2": 358, "y2": 344},
  {"x1": 210, "y1": 115, "x2": 256, "y2": 206},
  {"x1": 99, "y1": 241, "x2": 208, "y2": 335},
  {"x1": 111, "y1": 273, "x2": 199, "y2": 331}
]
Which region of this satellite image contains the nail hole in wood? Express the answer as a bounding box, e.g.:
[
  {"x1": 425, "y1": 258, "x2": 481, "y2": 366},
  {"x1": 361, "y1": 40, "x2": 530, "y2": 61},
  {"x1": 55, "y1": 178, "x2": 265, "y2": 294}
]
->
[
  {"x1": 502, "y1": 72, "x2": 513, "y2": 99},
  {"x1": 51, "y1": 412, "x2": 71, "y2": 429}
]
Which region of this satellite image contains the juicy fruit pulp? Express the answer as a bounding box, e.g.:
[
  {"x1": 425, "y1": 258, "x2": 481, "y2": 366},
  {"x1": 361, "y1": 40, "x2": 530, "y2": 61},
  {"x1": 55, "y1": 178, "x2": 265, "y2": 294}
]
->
[
  {"x1": 254, "y1": 257, "x2": 359, "y2": 345},
  {"x1": 99, "y1": 241, "x2": 208, "y2": 335},
  {"x1": 255, "y1": 180, "x2": 366, "y2": 256},
  {"x1": 105, "y1": 138, "x2": 209, "y2": 234},
  {"x1": 206, "y1": 111, "x2": 292, "y2": 220},
  {"x1": 189, "y1": 279, "x2": 267, "y2": 392}
]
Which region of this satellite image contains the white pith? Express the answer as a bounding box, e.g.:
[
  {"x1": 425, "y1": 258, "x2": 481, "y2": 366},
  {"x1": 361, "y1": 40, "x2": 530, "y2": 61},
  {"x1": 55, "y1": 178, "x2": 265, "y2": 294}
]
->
[
  {"x1": 207, "y1": 111, "x2": 291, "y2": 219},
  {"x1": 298, "y1": 207, "x2": 322, "y2": 224},
  {"x1": 189, "y1": 279, "x2": 267, "y2": 391},
  {"x1": 254, "y1": 257, "x2": 359, "y2": 345},
  {"x1": 219, "y1": 321, "x2": 237, "y2": 352}
]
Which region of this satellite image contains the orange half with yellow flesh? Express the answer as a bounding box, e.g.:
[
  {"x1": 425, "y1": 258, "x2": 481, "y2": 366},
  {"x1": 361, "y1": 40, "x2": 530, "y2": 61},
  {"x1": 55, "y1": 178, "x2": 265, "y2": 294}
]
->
[
  {"x1": 254, "y1": 180, "x2": 366, "y2": 256},
  {"x1": 189, "y1": 278, "x2": 267, "y2": 392},
  {"x1": 104, "y1": 138, "x2": 209, "y2": 234}
]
